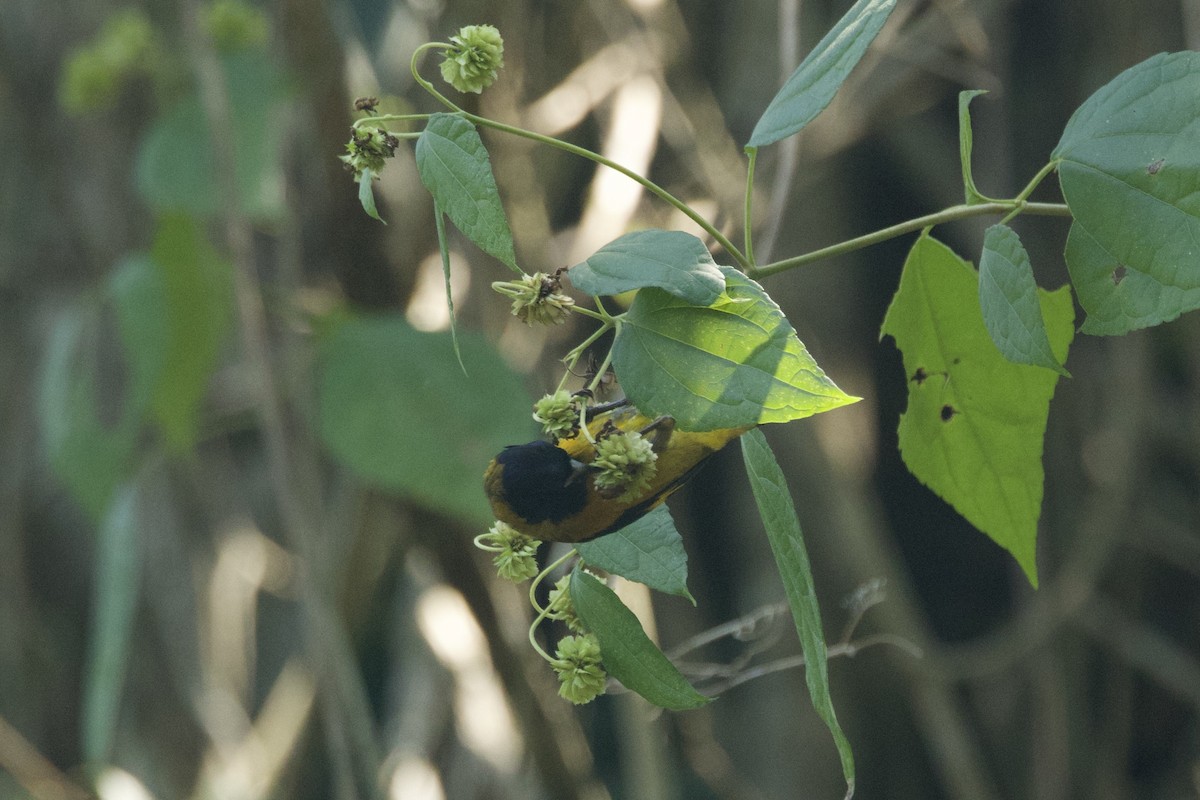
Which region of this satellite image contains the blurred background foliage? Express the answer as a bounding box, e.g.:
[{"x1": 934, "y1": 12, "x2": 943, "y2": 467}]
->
[{"x1": 2, "y1": 0, "x2": 1199, "y2": 798}]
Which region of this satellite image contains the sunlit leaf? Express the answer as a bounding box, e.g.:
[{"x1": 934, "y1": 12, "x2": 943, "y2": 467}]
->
[
  {"x1": 576, "y1": 505, "x2": 693, "y2": 603},
  {"x1": 880, "y1": 234, "x2": 1074, "y2": 586},
  {"x1": 741, "y1": 428, "x2": 854, "y2": 796},
  {"x1": 747, "y1": 0, "x2": 897, "y2": 147},
  {"x1": 416, "y1": 113, "x2": 519, "y2": 272},
  {"x1": 316, "y1": 314, "x2": 533, "y2": 523},
  {"x1": 569, "y1": 567, "x2": 709, "y2": 710},
  {"x1": 568, "y1": 230, "x2": 725, "y2": 305},
  {"x1": 613, "y1": 266, "x2": 858, "y2": 431},
  {"x1": 148, "y1": 215, "x2": 234, "y2": 450},
  {"x1": 978, "y1": 224, "x2": 1069, "y2": 375},
  {"x1": 1053, "y1": 51, "x2": 1200, "y2": 334}
]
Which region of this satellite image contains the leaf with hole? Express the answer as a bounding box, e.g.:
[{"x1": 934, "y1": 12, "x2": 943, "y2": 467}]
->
[
  {"x1": 880, "y1": 234, "x2": 1074, "y2": 586},
  {"x1": 1053, "y1": 51, "x2": 1200, "y2": 334}
]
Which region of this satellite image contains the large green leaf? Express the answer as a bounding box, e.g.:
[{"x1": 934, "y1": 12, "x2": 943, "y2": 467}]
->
[
  {"x1": 568, "y1": 230, "x2": 725, "y2": 305},
  {"x1": 576, "y1": 505, "x2": 693, "y2": 603},
  {"x1": 613, "y1": 266, "x2": 858, "y2": 431},
  {"x1": 747, "y1": 0, "x2": 897, "y2": 148},
  {"x1": 569, "y1": 567, "x2": 709, "y2": 710},
  {"x1": 1052, "y1": 51, "x2": 1200, "y2": 334},
  {"x1": 978, "y1": 224, "x2": 1068, "y2": 376},
  {"x1": 136, "y1": 51, "x2": 285, "y2": 221},
  {"x1": 740, "y1": 428, "x2": 854, "y2": 797},
  {"x1": 880, "y1": 234, "x2": 1074, "y2": 586},
  {"x1": 148, "y1": 215, "x2": 234, "y2": 450},
  {"x1": 415, "y1": 113, "x2": 519, "y2": 272},
  {"x1": 316, "y1": 315, "x2": 533, "y2": 523}
]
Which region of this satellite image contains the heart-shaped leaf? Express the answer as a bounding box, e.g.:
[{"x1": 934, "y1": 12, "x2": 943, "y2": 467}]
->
[
  {"x1": 613, "y1": 266, "x2": 858, "y2": 431},
  {"x1": 1053, "y1": 51, "x2": 1200, "y2": 333}
]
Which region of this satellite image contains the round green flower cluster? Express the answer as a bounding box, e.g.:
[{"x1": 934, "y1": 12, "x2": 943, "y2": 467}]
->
[
  {"x1": 339, "y1": 125, "x2": 400, "y2": 182},
  {"x1": 551, "y1": 633, "x2": 606, "y2": 704},
  {"x1": 592, "y1": 431, "x2": 658, "y2": 501},
  {"x1": 477, "y1": 521, "x2": 542, "y2": 582},
  {"x1": 439, "y1": 25, "x2": 505, "y2": 94},
  {"x1": 492, "y1": 272, "x2": 575, "y2": 326},
  {"x1": 533, "y1": 390, "x2": 581, "y2": 439}
]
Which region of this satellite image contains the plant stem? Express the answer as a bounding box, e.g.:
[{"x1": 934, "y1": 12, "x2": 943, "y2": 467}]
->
[
  {"x1": 749, "y1": 201, "x2": 1072, "y2": 279},
  {"x1": 410, "y1": 42, "x2": 463, "y2": 113},
  {"x1": 463, "y1": 112, "x2": 749, "y2": 268},
  {"x1": 744, "y1": 147, "x2": 758, "y2": 268}
]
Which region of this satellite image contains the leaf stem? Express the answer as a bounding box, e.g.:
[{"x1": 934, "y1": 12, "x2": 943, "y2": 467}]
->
[
  {"x1": 351, "y1": 113, "x2": 431, "y2": 130},
  {"x1": 462, "y1": 111, "x2": 749, "y2": 268},
  {"x1": 744, "y1": 147, "x2": 758, "y2": 268},
  {"x1": 410, "y1": 42, "x2": 464, "y2": 113},
  {"x1": 750, "y1": 201, "x2": 1071, "y2": 279}
]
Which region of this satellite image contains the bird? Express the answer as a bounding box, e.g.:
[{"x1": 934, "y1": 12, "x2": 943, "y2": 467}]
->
[{"x1": 483, "y1": 401, "x2": 751, "y2": 543}]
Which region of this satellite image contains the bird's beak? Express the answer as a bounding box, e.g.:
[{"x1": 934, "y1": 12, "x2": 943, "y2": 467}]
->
[{"x1": 564, "y1": 458, "x2": 590, "y2": 487}]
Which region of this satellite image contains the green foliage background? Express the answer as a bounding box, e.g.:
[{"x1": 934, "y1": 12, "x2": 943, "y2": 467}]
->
[{"x1": 2, "y1": 1, "x2": 1198, "y2": 799}]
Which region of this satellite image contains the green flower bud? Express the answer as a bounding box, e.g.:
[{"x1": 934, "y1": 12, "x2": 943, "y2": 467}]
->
[
  {"x1": 479, "y1": 521, "x2": 542, "y2": 582},
  {"x1": 552, "y1": 634, "x2": 606, "y2": 704},
  {"x1": 492, "y1": 272, "x2": 574, "y2": 326},
  {"x1": 439, "y1": 24, "x2": 504, "y2": 94},
  {"x1": 202, "y1": 0, "x2": 270, "y2": 53},
  {"x1": 340, "y1": 124, "x2": 400, "y2": 181},
  {"x1": 592, "y1": 431, "x2": 658, "y2": 501},
  {"x1": 533, "y1": 390, "x2": 581, "y2": 439},
  {"x1": 546, "y1": 575, "x2": 585, "y2": 632}
]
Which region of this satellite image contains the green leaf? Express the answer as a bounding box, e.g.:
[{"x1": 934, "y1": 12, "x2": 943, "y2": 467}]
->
[
  {"x1": 740, "y1": 428, "x2": 854, "y2": 797},
  {"x1": 358, "y1": 168, "x2": 385, "y2": 223},
  {"x1": 316, "y1": 314, "x2": 533, "y2": 523},
  {"x1": 568, "y1": 230, "x2": 725, "y2": 305},
  {"x1": 1062, "y1": 221, "x2": 1196, "y2": 335},
  {"x1": 958, "y1": 89, "x2": 989, "y2": 204},
  {"x1": 613, "y1": 266, "x2": 858, "y2": 431},
  {"x1": 569, "y1": 567, "x2": 709, "y2": 710},
  {"x1": 978, "y1": 224, "x2": 1069, "y2": 376},
  {"x1": 1052, "y1": 51, "x2": 1200, "y2": 334},
  {"x1": 880, "y1": 234, "x2": 1075, "y2": 586},
  {"x1": 136, "y1": 51, "x2": 285, "y2": 221},
  {"x1": 747, "y1": 0, "x2": 897, "y2": 147},
  {"x1": 38, "y1": 256, "x2": 169, "y2": 518},
  {"x1": 148, "y1": 215, "x2": 234, "y2": 450},
  {"x1": 38, "y1": 307, "x2": 138, "y2": 519},
  {"x1": 432, "y1": 200, "x2": 465, "y2": 373},
  {"x1": 415, "y1": 113, "x2": 519, "y2": 272},
  {"x1": 82, "y1": 479, "x2": 143, "y2": 764},
  {"x1": 576, "y1": 505, "x2": 693, "y2": 603}
]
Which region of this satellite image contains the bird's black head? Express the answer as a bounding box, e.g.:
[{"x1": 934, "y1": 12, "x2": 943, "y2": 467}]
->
[{"x1": 495, "y1": 441, "x2": 588, "y2": 524}]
